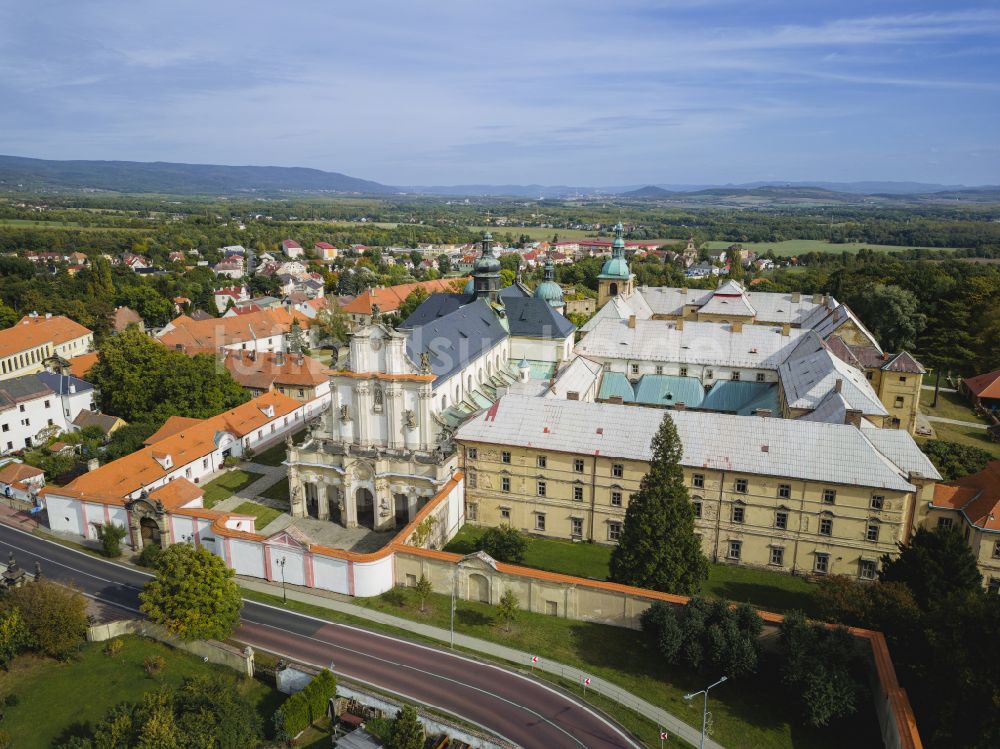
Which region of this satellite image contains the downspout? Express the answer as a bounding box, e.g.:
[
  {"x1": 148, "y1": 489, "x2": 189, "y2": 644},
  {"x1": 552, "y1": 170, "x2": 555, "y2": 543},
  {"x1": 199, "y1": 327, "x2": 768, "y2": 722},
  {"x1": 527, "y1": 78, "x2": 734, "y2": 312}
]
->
[
  {"x1": 589, "y1": 451, "x2": 598, "y2": 542},
  {"x1": 713, "y1": 469, "x2": 725, "y2": 562}
]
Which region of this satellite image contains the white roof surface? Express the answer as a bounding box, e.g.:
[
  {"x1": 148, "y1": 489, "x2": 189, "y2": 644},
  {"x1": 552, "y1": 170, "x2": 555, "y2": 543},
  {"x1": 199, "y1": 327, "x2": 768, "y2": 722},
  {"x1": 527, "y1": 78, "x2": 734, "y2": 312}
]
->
[
  {"x1": 546, "y1": 356, "x2": 603, "y2": 400},
  {"x1": 456, "y1": 395, "x2": 926, "y2": 491},
  {"x1": 576, "y1": 318, "x2": 808, "y2": 370},
  {"x1": 779, "y1": 334, "x2": 888, "y2": 416}
]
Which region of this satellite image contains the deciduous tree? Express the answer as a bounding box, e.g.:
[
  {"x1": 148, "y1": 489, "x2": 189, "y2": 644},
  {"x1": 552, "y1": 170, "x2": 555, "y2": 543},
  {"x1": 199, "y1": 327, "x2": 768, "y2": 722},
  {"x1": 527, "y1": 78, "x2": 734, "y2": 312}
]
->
[
  {"x1": 3, "y1": 579, "x2": 88, "y2": 660},
  {"x1": 475, "y1": 526, "x2": 527, "y2": 565},
  {"x1": 496, "y1": 589, "x2": 519, "y2": 633},
  {"x1": 387, "y1": 705, "x2": 424, "y2": 749}
]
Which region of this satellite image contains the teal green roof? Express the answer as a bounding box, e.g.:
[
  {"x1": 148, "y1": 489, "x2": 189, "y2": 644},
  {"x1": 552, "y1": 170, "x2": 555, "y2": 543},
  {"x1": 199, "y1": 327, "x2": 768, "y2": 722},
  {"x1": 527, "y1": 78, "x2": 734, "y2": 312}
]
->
[
  {"x1": 702, "y1": 381, "x2": 779, "y2": 415},
  {"x1": 524, "y1": 359, "x2": 557, "y2": 381},
  {"x1": 599, "y1": 256, "x2": 631, "y2": 280},
  {"x1": 598, "y1": 372, "x2": 635, "y2": 402},
  {"x1": 633, "y1": 375, "x2": 705, "y2": 408},
  {"x1": 534, "y1": 280, "x2": 564, "y2": 305}
]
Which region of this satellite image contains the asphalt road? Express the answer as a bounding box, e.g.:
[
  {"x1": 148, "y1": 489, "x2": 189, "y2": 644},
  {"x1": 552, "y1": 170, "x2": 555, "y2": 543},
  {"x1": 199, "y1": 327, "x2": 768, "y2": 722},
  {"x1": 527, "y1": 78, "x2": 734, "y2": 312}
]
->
[{"x1": 0, "y1": 524, "x2": 641, "y2": 749}]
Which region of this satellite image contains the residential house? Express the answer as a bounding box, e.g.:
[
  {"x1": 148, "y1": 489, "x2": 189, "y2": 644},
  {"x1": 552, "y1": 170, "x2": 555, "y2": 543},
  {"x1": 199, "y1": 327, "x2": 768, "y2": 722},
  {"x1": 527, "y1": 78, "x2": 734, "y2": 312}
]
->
[
  {"x1": 213, "y1": 286, "x2": 250, "y2": 314},
  {"x1": 157, "y1": 307, "x2": 313, "y2": 356},
  {"x1": 313, "y1": 242, "x2": 338, "y2": 260},
  {"x1": 0, "y1": 461, "x2": 45, "y2": 506},
  {"x1": 71, "y1": 409, "x2": 127, "y2": 438},
  {"x1": 281, "y1": 240, "x2": 305, "y2": 259},
  {"x1": 341, "y1": 278, "x2": 467, "y2": 329},
  {"x1": 0, "y1": 372, "x2": 95, "y2": 454},
  {"x1": 222, "y1": 350, "x2": 331, "y2": 405},
  {"x1": 112, "y1": 306, "x2": 144, "y2": 333},
  {"x1": 213, "y1": 258, "x2": 244, "y2": 279},
  {"x1": 961, "y1": 369, "x2": 1000, "y2": 417},
  {"x1": 0, "y1": 315, "x2": 94, "y2": 381},
  {"x1": 121, "y1": 253, "x2": 149, "y2": 271}
]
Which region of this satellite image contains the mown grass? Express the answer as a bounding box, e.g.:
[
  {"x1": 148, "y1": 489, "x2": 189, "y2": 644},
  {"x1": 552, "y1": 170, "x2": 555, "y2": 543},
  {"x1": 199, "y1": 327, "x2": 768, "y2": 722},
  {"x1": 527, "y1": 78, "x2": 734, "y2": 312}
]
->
[
  {"x1": 202, "y1": 469, "x2": 264, "y2": 507},
  {"x1": 260, "y1": 478, "x2": 291, "y2": 502},
  {"x1": 0, "y1": 636, "x2": 281, "y2": 749},
  {"x1": 231, "y1": 500, "x2": 284, "y2": 530},
  {"x1": 251, "y1": 431, "x2": 305, "y2": 466},
  {"x1": 444, "y1": 525, "x2": 822, "y2": 615}
]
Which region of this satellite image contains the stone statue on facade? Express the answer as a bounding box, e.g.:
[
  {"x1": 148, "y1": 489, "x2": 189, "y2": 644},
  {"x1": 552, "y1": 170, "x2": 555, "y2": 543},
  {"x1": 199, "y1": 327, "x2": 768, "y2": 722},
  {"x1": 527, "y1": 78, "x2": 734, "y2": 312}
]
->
[
  {"x1": 404, "y1": 409, "x2": 417, "y2": 430},
  {"x1": 340, "y1": 404, "x2": 350, "y2": 421},
  {"x1": 420, "y1": 351, "x2": 431, "y2": 374}
]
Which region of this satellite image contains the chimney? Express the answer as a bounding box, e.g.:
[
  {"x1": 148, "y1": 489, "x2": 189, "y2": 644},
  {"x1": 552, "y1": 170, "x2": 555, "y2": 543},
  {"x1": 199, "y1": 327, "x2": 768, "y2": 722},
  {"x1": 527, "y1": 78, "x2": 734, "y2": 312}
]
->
[
  {"x1": 676, "y1": 318, "x2": 684, "y2": 331},
  {"x1": 731, "y1": 321, "x2": 743, "y2": 333},
  {"x1": 87, "y1": 458, "x2": 100, "y2": 472},
  {"x1": 753, "y1": 408, "x2": 772, "y2": 417},
  {"x1": 826, "y1": 296, "x2": 836, "y2": 310},
  {"x1": 681, "y1": 287, "x2": 688, "y2": 295},
  {"x1": 834, "y1": 378, "x2": 843, "y2": 393},
  {"x1": 812, "y1": 293, "x2": 822, "y2": 304},
  {"x1": 673, "y1": 402, "x2": 687, "y2": 411},
  {"x1": 791, "y1": 292, "x2": 801, "y2": 303},
  {"x1": 844, "y1": 408, "x2": 863, "y2": 428},
  {"x1": 69, "y1": 383, "x2": 76, "y2": 394},
  {"x1": 627, "y1": 315, "x2": 636, "y2": 329},
  {"x1": 781, "y1": 323, "x2": 791, "y2": 337},
  {"x1": 275, "y1": 350, "x2": 285, "y2": 366}
]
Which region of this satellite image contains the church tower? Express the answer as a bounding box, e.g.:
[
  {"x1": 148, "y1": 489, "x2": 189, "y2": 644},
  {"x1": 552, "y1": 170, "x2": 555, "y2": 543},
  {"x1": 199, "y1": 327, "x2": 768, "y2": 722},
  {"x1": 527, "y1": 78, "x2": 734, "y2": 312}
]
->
[
  {"x1": 472, "y1": 231, "x2": 501, "y2": 304},
  {"x1": 597, "y1": 222, "x2": 634, "y2": 307}
]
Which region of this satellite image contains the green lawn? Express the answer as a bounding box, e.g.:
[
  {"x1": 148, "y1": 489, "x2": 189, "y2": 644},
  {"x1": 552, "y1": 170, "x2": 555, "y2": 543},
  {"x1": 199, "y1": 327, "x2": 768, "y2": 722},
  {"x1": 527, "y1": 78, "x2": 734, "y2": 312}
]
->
[
  {"x1": 919, "y1": 387, "x2": 989, "y2": 424},
  {"x1": 251, "y1": 430, "x2": 306, "y2": 466},
  {"x1": 444, "y1": 525, "x2": 821, "y2": 615},
  {"x1": 0, "y1": 636, "x2": 281, "y2": 749},
  {"x1": 232, "y1": 500, "x2": 284, "y2": 531},
  {"x1": 701, "y1": 239, "x2": 962, "y2": 256},
  {"x1": 260, "y1": 478, "x2": 291, "y2": 502},
  {"x1": 202, "y1": 469, "x2": 264, "y2": 508},
  {"x1": 248, "y1": 585, "x2": 878, "y2": 749}
]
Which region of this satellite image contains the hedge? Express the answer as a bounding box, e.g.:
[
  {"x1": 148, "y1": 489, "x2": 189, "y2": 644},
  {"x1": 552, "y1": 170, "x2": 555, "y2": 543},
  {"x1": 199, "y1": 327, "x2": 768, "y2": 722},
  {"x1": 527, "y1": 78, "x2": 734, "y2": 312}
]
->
[{"x1": 274, "y1": 668, "x2": 338, "y2": 741}]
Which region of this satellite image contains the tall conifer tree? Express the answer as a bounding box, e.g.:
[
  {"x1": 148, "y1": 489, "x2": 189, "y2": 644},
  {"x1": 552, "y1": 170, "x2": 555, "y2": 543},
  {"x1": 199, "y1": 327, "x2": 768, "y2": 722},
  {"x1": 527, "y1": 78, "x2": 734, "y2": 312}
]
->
[{"x1": 609, "y1": 413, "x2": 708, "y2": 594}]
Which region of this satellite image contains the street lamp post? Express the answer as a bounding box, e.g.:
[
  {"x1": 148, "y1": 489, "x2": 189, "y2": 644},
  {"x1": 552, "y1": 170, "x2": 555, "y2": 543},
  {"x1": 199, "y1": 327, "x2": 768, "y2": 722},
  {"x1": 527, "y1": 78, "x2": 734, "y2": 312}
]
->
[
  {"x1": 684, "y1": 675, "x2": 727, "y2": 749},
  {"x1": 278, "y1": 556, "x2": 287, "y2": 604}
]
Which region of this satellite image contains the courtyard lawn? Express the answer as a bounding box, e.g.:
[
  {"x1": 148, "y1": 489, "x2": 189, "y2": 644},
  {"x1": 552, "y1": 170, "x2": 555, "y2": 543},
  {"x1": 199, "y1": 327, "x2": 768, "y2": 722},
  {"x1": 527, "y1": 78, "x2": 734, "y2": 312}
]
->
[
  {"x1": 232, "y1": 500, "x2": 284, "y2": 531},
  {"x1": 260, "y1": 478, "x2": 291, "y2": 502},
  {"x1": 252, "y1": 430, "x2": 306, "y2": 466},
  {"x1": 247, "y1": 585, "x2": 880, "y2": 749},
  {"x1": 202, "y1": 469, "x2": 264, "y2": 508},
  {"x1": 700, "y1": 239, "x2": 962, "y2": 256},
  {"x1": 443, "y1": 525, "x2": 821, "y2": 615},
  {"x1": 919, "y1": 387, "x2": 990, "y2": 425},
  {"x1": 0, "y1": 636, "x2": 281, "y2": 749}
]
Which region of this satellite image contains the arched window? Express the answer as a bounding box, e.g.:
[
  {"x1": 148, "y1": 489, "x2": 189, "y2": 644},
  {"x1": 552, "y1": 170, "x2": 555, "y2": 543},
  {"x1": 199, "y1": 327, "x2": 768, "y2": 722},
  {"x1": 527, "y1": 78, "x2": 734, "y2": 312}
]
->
[
  {"x1": 467, "y1": 374, "x2": 473, "y2": 391},
  {"x1": 609, "y1": 282, "x2": 618, "y2": 296},
  {"x1": 441, "y1": 395, "x2": 448, "y2": 410}
]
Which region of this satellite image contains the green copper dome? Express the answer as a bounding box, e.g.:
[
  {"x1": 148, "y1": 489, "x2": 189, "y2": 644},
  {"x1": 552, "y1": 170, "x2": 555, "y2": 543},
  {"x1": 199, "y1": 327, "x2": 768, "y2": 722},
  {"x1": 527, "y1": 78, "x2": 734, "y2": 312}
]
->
[
  {"x1": 534, "y1": 257, "x2": 564, "y2": 306},
  {"x1": 599, "y1": 222, "x2": 631, "y2": 280}
]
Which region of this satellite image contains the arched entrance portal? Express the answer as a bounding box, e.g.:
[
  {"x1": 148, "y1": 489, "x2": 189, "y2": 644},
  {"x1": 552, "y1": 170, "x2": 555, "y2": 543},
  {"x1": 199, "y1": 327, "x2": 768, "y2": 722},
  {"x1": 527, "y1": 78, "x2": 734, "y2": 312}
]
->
[
  {"x1": 355, "y1": 488, "x2": 374, "y2": 529},
  {"x1": 468, "y1": 573, "x2": 490, "y2": 603},
  {"x1": 140, "y1": 517, "x2": 161, "y2": 547}
]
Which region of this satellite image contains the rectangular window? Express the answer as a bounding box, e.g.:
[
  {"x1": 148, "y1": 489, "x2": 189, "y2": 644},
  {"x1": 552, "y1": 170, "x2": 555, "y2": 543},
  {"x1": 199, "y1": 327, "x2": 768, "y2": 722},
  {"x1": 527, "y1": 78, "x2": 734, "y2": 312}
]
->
[
  {"x1": 502, "y1": 451, "x2": 511, "y2": 464},
  {"x1": 778, "y1": 484, "x2": 791, "y2": 499},
  {"x1": 1, "y1": 424, "x2": 7, "y2": 432},
  {"x1": 630, "y1": 363, "x2": 639, "y2": 375},
  {"x1": 571, "y1": 518, "x2": 583, "y2": 537},
  {"x1": 608, "y1": 522, "x2": 622, "y2": 541},
  {"x1": 732, "y1": 505, "x2": 745, "y2": 523},
  {"x1": 814, "y1": 553, "x2": 830, "y2": 574},
  {"x1": 859, "y1": 559, "x2": 877, "y2": 580},
  {"x1": 894, "y1": 396, "x2": 904, "y2": 408},
  {"x1": 988, "y1": 578, "x2": 1000, "y2": 596},
  {"x1": 466, "y1": 503, "x2": 478, "y2": 521},
  {"x1": 573, "y1": 458, "x2": 584, "y2": 473},
  {"x1": 693, "y1": 500, "x2": 702, "y2": 519},
  {"x1": 899, "y1": 376, "x2": 907, "y2": 383},
  {"x1": 467, "y1": 447, "x2": 477, "y2": 459},
  {"x1": 535, "y1": 513, "x2": 546, "y2": 531},
  {"x1": 467, "y1": 471, "x2": 477, "y2": 489},
  {"x1": 501, "y1": 476, "x2": 510, "y2": 492},
  {"x1": 612, "y1": 463, "x2": 624, "y2": 478},
  {"x1": 47, "y1": 418, "x2": 53, "y2": 426},
  {"x1": 500, "y1": 508, "x2": 510, "y2": 521},
  {"x1": 611, "y1": 491, "x2": 622, "y2": 507},
  {"x1": 202, "y1": 458, "x2": 209, "y2": 469},
  {"x1": 870, "y1": 495, "x2": 885, "y2": 510},
  {"x1": 679, "y1": 367, "x2": 688, "y2": 377},
  {"x1": 735, "y1": 478, "x2": 748, "y2": 493},
  {"x1": 775, "y1": 511, "x2": 788, "y2": 530},
  {"x1": 537, "y1": 455, "x2": 547, "y2": 469},
  {"x1": 655, "y1": 365, "x2": 663, "y2": 375},
  {"x1": 705, "y1": 369, "x2": 713, "y2": 379},
  {"x1": 936, "y1": 517, "x2": 954, "y2": 530},
  {"x1": 728, "y1": 540, "x2": 742, "y2": 560},
  {"x1": 570, "y1": 485, "x2": 581, "y2": 501},
  {"x1": 866, "y1": 371, "x2": 873, "y2": 380},
  {"x1": 756, "y1": 372, "x2": 766, "y2": 383},
  {"x1": 297, "y1": 388, "x2": 305, "y2": 398},
  {"x1": 769, "y1": 547, "x2": 784, "y2": 566},
  {"x1": 537, "y1": 481, "x2": 546, "y2": 497},
  {"x1": 693, "y1": 473, "x2": 704, "y2": 489},
  {"x1": 819, "y1": 517, "x2": 833, "y2": 536},
  {"x1": 44, "y1": 400, "x2": 50, "y2": 409},
  {"x1": 823, "y1": 489, "x2": 836, "y2": 504},
  {"x1": 731, "y1": 371, "x2": 740, "y2": 381}
]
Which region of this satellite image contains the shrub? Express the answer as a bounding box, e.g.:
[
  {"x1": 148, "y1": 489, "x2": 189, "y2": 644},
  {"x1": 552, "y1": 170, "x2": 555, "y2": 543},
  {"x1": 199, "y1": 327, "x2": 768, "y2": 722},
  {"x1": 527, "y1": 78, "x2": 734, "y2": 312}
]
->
[
  {"x1": 414, "y1": 574, "x2": 433, "y2": 612},
  {"x1": 104, "y1": 638, "x2": 123, "y2": 657},
  {"x1": 387, "y1": 704, "x2": 424, "y2": 749},
  {"x1": 93, "y1": 522, "x2": 128, "y2": 558},
  {"x1": 475, "y1": 526, "x2": 527, "y2": 564},
  {"x1": 3, "y1": 579, "x2": 88, "y2": 660},
  {"x1": 223, "y1": 455, "x2": 240, "y2": 467},
  {"x1": 919, "y1": 439, "x2": 992, "y2": 481},
  {"x1": 0, "y1": 608, "x2": 30, "y2": 669},
  {"x1": 0, "y1": 728, "x2": 10, "y2": 749},
  {"x1": 273, "y1": 669, "x2": 337, "y2": 742},
  {"x1": 4, "y1": 693, "x2": 18, "y2": 707},
  {"x1": 496, "y1": 589, "x2": 519, "y2": 632},
  {"x1": 136, "y1": 543, "x2": 162, "y2": 568},
  {"x1": 143, "y1": 654, "x2": 165, "y2": 677}
]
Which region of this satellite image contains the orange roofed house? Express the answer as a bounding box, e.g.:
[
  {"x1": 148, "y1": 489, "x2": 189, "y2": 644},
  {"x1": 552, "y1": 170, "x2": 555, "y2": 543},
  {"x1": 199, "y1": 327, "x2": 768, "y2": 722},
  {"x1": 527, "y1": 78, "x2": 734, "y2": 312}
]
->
[
  {"x1": 924, "y1": 460, "x2": 1000, "y2": 592},
  {"x1": 0, "y1": 314, "x2": 94, "y2": 382},
  {"x1": 961, "y1": 369, "x2": 1000, "y2": 419},
  {"x1": 43, "y1": 391, "x2": 310, "y2": 549},
  {"x1": 156, "y1": 308, "x2": 314, "y2": 356},
  {"x1": 221, "y1": 349, "x2": 331, "y2": 405},
  {"x1": 342, "y1": 278, "x2": 467, "y2": 329}
]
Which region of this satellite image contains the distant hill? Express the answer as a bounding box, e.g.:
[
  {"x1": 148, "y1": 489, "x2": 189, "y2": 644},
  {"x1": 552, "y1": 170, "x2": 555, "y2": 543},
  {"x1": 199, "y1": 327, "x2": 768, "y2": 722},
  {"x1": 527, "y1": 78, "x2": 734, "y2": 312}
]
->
[
  {"x1": 0, "y1": 155, "x2": 395, "y2": 195},
  {"x1": 621, "y1": 185, "x2": 675, "y2": 198}
]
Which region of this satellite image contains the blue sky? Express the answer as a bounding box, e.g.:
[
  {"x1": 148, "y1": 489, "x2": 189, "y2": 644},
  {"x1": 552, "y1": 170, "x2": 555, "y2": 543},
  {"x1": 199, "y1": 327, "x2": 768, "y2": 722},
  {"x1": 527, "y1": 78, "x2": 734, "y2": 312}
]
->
[{"x1": 2, "y1": 1, "x2": 999, "y2": 186}]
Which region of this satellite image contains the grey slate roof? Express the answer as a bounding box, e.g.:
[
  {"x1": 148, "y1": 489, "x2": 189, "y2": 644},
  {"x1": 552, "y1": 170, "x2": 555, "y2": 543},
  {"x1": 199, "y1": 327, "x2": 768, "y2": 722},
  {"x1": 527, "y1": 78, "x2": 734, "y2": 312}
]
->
[
  {"x1": 504, "y1": 297, "x2": 576, "y2": 339},
  {"x1": 0, "y1": 374, "x2": 53, "y2": 412},
  {"x1": 400, "y1": 293, "x2": 470, "y2": 328},
  {"x1": 36, "y1": 371, "x2": 93, "y2": 396},
  {"x1": 405, "y1": 298, "x2": 508, "y2": 385},
  {"x1": 456, "y1": 394, "x2": 928, "y2": 491}
]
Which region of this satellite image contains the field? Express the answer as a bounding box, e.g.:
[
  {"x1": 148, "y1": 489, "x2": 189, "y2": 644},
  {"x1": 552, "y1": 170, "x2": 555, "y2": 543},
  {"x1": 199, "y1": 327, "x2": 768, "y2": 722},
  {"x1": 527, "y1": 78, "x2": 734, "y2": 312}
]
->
[
  {"x1": 443, "y1": 526, "x2": 821, "y2": 615},
  {"x1": 701, "y1": 239, "x2": 963, "y2": 255},
  {"x1": 469, "y1": 225, "x2": 684, "y2": 244},
  {"x1": 0, "y1": 636, "x2": 281, "y2": 749}
]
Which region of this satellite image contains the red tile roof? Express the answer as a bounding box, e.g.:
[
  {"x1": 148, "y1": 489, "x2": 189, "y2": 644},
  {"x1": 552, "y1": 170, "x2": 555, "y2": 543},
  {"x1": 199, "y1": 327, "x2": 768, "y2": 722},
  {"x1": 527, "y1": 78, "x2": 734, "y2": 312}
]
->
[
  {"x1": 0, "y1": 315, "x2": 92, "y2": 357},
  {"x1": 964, "y1": 369, "x2": 1000, "y2": 399},
  {"x1": 932, "y1": 461, "x2": 1000, "y2": 531},
  {"x1": 342, "y1": 278, "x2": 468, "y2": 316}
]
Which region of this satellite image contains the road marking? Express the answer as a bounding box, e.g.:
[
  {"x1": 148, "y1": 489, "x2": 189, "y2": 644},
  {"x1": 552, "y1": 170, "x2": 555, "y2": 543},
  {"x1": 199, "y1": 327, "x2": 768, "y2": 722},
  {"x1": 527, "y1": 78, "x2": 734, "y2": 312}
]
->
[
  {"x1": 246, "y1": 598, "x2": 643, "y2": 749},
  {"x1": 0, "y1": 537, "x2": 147, "y2": 590},
  {"x1": 4, "y1": 526, "x2": 641, "y2": 749}
]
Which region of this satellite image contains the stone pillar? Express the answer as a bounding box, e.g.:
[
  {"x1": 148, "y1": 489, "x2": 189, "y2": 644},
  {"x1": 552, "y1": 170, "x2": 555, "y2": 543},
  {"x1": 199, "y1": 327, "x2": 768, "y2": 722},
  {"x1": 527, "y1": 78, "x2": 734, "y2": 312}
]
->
[
  {"x1": 407, "y1": 489, "x2": 419, "y2": 522},
  {"x1": 344, "y1": 478, "x2": 358, "y2": 528},
  {"x1": 385, "y1": 386, "x2": 401, "y2": 449},
  {"x1": 288, "y1": 466, "x2": 305, "y2": 517},
  {"x1": 128, "y1": 511, "x2": 142, "y2": 552},
  {"x1": 374, "y1": 479, "x2": 394, "y2": 531},
  {"x1": 316, "y1": 478, "x2": 330, "y2": 521},
  {"x1": 418, "y1": 389, "x2": 432, "y2": 451},
  {"x1": 354, "y1": 382, "x2": 371, "y2": 447}
]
